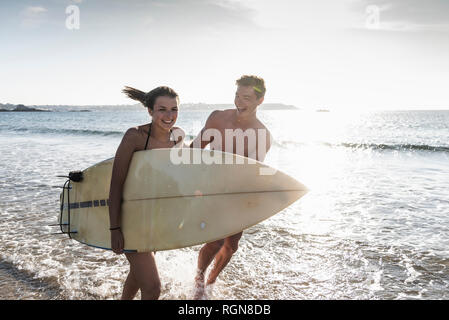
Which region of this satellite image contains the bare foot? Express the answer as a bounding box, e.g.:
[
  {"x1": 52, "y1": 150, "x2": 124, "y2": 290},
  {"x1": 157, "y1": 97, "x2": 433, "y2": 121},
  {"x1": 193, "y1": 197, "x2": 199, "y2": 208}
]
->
[
  {"x1": 204, "y1": 282, "x2": 215, "y2": 299},
  {"x1": 193, "y1": 272, "x2": 207, "y2": 300}
]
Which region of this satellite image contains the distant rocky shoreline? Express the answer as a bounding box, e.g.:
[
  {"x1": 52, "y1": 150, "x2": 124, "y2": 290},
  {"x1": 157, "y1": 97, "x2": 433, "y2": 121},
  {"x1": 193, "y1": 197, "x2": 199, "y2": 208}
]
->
[
  {"x1": 0, "y1": 105, "x2": 50, "y2": 112},
  {"x1": 0, "y1": 102, "x2": 299, "y2": 112},
  {"x1": 0, "y1": 104, "x2": 91, "y2": 112},
  {"x1": 179, "y1": 103, "x2": 299, "y2": 110}
]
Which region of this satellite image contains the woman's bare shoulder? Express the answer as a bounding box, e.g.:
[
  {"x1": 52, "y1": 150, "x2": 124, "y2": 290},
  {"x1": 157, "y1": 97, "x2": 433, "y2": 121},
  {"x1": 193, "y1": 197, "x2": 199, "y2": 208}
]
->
[
  {"x1": 125, "y1": 124, "x2": 150, "y2": 136},
  {"x1": 121, "y1": 125, "x2": 147, "y2": 150}
]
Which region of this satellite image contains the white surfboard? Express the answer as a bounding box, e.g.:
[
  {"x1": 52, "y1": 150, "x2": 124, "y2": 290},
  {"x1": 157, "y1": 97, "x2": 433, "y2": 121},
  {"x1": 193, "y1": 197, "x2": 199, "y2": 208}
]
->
[{"x1": 59, "y1": 148, "x2": 307, "y2": 252}]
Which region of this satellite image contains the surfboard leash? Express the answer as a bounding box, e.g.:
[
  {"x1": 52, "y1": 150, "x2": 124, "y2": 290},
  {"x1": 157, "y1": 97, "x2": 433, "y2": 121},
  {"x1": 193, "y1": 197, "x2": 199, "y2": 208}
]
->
[{"x1": 50, "y1": 171, "x2": 83, "y2": 238}]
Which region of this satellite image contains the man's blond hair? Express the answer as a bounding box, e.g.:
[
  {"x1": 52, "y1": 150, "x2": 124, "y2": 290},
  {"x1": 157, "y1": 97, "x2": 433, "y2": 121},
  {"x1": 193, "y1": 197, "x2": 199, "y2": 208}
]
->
[{"x1": 236, "y1": 75, "x2": 266, "y2": 99}]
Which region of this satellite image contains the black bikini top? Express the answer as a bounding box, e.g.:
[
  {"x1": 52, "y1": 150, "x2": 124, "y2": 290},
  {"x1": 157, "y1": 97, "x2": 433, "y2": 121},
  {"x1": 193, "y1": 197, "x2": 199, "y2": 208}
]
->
[{"x1": 144, "y1": 123, "x2": 176, "y2": 150}]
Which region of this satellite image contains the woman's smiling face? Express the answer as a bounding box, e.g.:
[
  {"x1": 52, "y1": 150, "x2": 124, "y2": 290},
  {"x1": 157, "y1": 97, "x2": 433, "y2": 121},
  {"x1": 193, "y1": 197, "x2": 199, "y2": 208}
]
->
[{"x1": 148, "y1": 95, "x2": 179, "y2": 130}]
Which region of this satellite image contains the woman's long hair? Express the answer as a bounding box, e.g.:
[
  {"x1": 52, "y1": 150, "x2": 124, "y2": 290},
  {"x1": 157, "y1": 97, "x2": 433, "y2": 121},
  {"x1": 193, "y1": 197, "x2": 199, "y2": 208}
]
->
[{"x1": 122, "y1": 86, "x2": 179, "y2": 110}]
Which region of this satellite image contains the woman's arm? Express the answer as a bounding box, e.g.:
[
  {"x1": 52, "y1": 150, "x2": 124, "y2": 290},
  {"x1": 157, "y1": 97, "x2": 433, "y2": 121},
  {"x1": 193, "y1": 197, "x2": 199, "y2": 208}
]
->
[{"x1": 108, "y1": 128, "x2": 139, "y2": 253}]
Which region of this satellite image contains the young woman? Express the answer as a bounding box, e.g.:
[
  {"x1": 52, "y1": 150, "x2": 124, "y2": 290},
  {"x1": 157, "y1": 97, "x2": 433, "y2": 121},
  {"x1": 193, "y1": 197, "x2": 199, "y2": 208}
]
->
[{"x1": 108, "y1": 86, "x2": 185, "y2": 300}]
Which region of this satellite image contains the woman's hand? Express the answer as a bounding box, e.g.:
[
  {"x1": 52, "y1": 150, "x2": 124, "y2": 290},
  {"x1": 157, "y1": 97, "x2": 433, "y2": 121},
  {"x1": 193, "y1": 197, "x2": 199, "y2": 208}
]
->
[{"x1": 111, "y1": 228, "x2": 124, "y2": 254}]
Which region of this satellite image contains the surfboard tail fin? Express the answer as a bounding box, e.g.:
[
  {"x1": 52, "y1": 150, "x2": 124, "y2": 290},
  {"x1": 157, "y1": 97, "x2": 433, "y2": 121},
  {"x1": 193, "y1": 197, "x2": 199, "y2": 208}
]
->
[
  {"x1": 53, "y1": 171, "x2": 83, "y2": 239},
  {"x1": 56, "y1": 170, "x2": 83, "y2": 182},
  {"x1": 68, "y1": 171, "x2": 83, "y2": 182},
  {"x1": 52, "y1": 178, "x2": 77, "y2": 239}
]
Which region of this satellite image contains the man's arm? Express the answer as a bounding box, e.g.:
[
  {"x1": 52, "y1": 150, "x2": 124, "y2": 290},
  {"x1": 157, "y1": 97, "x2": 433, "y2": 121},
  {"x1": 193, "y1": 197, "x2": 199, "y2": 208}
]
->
[
  {"x1": 190, "y1": 110, "x2": 220, "y2": 149},
  {"x1": 255, "y1": 128, "x2": 272, "y2": 162}
]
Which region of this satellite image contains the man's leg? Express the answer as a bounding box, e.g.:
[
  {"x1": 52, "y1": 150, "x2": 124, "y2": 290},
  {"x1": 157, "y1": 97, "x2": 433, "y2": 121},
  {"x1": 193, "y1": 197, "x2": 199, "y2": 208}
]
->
[
  {"x1": 206, "y1": 232, "x2": 243, "y2": 285},
  {"x1": 194, "y1": 239, "x2": 224, "y2": 299}
]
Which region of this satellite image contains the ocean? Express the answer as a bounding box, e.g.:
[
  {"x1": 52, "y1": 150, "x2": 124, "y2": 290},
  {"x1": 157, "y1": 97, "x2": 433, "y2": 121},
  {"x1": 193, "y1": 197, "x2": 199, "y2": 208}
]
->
[{"x1": 0, "y1": 107, "x2": 448, "y2": 299}]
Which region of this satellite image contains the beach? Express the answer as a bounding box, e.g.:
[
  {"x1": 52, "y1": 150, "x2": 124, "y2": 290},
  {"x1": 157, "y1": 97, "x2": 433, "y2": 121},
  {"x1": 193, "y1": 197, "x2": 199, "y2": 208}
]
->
[{"x1": 0, "y1": 108, "x2": 448, "y2": 299}]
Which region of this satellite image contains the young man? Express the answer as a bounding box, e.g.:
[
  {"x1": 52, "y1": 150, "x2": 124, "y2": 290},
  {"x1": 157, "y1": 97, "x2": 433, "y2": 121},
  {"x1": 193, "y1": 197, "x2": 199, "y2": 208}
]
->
[{"x1": 190, "y1": 75, "x2": 272, "y2": 299}]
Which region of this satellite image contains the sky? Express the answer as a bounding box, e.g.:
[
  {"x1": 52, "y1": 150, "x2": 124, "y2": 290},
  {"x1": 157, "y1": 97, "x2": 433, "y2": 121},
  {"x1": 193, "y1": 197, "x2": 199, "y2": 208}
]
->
[{"x1": 0, "y1": 0, "x2": 448, "y2": 110}]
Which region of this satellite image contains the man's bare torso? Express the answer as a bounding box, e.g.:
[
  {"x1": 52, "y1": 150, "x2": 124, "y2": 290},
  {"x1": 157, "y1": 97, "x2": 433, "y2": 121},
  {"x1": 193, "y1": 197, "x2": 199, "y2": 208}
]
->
[{"x1": 206, "y1": 109, "x2": 271, "y2": 161}]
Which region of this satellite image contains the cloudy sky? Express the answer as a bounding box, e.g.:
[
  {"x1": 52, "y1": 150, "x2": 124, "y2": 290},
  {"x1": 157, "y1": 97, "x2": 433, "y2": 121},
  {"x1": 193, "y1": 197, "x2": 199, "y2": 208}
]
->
[{"x1": 1, "y1": 0, "x2": 448, "y2": 110}]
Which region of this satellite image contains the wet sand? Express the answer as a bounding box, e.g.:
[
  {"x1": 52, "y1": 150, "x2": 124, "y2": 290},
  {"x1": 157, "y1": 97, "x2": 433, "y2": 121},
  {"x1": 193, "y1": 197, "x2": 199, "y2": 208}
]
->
[{"x1": 0, "y1": 260, "x2": 62, "y2": 299}]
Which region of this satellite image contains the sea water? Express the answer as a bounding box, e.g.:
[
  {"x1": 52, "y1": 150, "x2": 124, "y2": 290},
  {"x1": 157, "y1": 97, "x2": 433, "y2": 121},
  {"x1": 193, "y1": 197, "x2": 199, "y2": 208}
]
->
[{"x1": 0, "y1": 108, "x2": 448, "y2": 299}]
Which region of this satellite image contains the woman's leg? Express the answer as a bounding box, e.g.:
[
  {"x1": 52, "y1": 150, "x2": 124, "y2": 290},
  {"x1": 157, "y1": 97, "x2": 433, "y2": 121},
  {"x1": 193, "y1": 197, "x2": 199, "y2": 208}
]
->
[
  {"x1": 124, "y1": 252, "x2": 161, "y2": 300},
  {"x1": 121, "y1": 268, "x2": 139, "y2": 300}
]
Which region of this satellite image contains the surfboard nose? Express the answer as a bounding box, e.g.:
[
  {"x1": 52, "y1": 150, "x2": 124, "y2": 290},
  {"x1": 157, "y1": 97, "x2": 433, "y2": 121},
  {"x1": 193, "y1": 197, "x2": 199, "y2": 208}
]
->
[
  {"x1": 283, "y1": 176, "x2": 309, "y2": 204},
  {"x1": 261, "y1": 164, "x2": 308, "y2": 190},
  {"x1": 287, "y1": 174, "x2": 309, "y2": 194}
]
